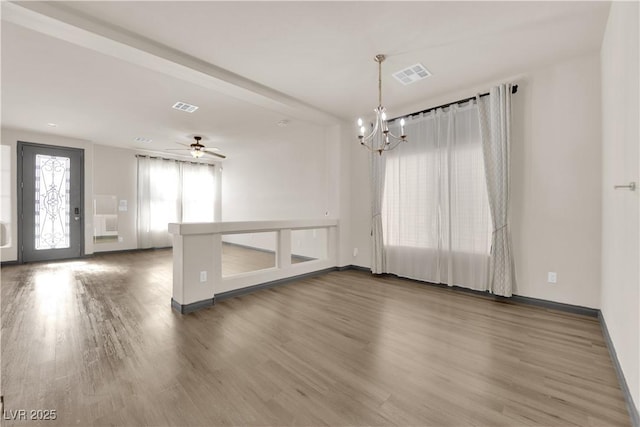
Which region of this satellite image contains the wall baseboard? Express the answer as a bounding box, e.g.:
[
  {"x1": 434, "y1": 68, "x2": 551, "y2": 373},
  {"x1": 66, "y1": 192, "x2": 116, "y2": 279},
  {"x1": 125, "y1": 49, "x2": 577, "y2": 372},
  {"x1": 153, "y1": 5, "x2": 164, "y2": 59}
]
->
[
  {"x1": 340, "y1": 264, "x2": 370, "y2": 272},
  {"x1": 92, "y1": 247, "x2": 171, "y2": 256},
  {"x1": 599, "y1": 312, "x2": 640, "y2": 427},
  {"x1": 171, "y1": 297, "x2": 214, "y2": 314},
  {"x1": 509, "y1": 294, "x2": 599, "y2": 317},
  {"x1": 344, "y1": 266, "x2": 599, "y2": 317}
]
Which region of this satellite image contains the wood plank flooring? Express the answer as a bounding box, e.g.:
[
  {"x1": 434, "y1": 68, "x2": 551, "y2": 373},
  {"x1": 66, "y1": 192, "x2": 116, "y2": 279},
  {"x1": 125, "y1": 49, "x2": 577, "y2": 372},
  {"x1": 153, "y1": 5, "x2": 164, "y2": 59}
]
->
[{"x1": 0, "y1": 249, "x2": 632, "y2": 426}]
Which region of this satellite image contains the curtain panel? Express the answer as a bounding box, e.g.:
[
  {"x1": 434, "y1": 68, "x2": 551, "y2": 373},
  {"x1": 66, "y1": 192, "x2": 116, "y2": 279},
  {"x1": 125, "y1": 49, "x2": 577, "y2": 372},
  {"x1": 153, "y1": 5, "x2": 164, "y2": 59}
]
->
[
  {"x1": 370, "y1": 151, "x2": 386, "y2": 274},
  {"x1": 477, "y1": 84, "x2": 516, "y2": 297},
  {"x1": 137, "y1": 157, "x2": 180, "y2": 248},
  {"x1": 137, "y1": 157, "x2": 216, "y2": 249},
  {"x1": 380, "y1": 102, "x2": 492, "y2": 291}
]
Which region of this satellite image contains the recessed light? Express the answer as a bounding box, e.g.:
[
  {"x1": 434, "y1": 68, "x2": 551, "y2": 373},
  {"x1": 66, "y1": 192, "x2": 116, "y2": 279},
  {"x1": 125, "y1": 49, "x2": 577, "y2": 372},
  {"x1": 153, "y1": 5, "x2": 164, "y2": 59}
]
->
[
  {"x1": 47, "y1": 123, "x2": 57, "y2": 127},
  {"x1": 172, "y1": 101, "x2": 199, "y2": 113},
  {"x1": 134, "y1": 137, "x2": 153, "y2": 143}
]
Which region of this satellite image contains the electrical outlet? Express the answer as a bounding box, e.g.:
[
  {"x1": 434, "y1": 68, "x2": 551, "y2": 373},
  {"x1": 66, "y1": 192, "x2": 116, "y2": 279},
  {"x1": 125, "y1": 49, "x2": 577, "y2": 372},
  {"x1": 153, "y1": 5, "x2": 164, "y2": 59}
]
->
[
  {"x1": 548, "y1": 272, "x2": 557, "y2": 284},
  {"x1": 353, "y1": 248, "x2": 358, "y2": 257},
  {"x1": 117, "y1": 236, "x2": 123, "y2": 242},
  {"x1": 200, "y1": 271, "x2": 207, "y2": 283}
]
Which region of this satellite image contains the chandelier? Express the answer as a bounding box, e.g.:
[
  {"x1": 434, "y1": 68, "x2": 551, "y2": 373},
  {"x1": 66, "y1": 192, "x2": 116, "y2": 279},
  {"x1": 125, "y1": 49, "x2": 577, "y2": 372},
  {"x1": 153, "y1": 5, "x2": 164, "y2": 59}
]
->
[{"x1": 357, "y1": 54, "x2": 407, "y2": 154}]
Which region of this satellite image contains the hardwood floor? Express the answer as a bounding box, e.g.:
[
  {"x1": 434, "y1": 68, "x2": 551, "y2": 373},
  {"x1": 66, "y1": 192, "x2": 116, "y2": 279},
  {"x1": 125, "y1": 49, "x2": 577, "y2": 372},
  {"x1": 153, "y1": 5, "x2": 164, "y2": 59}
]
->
[{"x1": 1, "y1": 249, "x2": 631, "y2": 426}]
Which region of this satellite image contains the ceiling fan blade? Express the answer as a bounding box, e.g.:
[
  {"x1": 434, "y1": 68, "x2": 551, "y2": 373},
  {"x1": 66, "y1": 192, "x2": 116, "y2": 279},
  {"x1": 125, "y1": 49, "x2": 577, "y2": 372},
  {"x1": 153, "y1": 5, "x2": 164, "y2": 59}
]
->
[
  {"x1": 165, "y1": 148, "x2": 192, "y2": 151},
  {"x1": 205, "y1": 151, "x2": 226, "y2": 159}
]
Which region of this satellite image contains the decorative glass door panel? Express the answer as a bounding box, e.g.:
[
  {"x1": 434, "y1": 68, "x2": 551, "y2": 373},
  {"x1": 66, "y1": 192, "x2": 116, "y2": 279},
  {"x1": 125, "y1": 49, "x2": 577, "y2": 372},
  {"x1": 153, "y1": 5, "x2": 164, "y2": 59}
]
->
[
  {"x1": 34, "y1": 154, "x2": 71, "y2": 250},
  {"x1": 19, "y1": 143, "x2": 83, "y2": 262}
]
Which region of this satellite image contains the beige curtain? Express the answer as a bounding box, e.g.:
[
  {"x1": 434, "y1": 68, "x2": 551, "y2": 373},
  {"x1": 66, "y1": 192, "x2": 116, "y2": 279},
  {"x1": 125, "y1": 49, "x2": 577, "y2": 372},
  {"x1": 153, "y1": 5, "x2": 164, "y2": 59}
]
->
[
  {"x1": 476, "y1": 84, "x2": 516, "y2": 297},
  {"x1": 370, "y1": 150, "x2": 386, "y2": 274}
]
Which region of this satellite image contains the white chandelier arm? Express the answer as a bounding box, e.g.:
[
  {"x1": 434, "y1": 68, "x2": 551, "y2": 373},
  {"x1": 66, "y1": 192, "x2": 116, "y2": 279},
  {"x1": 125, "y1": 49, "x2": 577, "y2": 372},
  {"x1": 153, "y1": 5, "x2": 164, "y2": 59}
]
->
[
  {"x1": 384, "y1": 128, "x2": 405, "y2": 141},
  {"x1": 360, "y1": 119, "x2": 380, "y2": 143},
  {"x1": 385, "y1": 138, "x2": 404, "y2": 151}
]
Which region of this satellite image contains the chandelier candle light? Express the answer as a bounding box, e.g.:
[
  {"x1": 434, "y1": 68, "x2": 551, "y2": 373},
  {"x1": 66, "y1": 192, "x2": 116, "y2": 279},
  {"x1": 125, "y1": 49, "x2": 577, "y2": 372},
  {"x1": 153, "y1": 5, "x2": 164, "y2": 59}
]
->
[{"x1": 357, "y1": 54, "x2": 407, "y2": 154}]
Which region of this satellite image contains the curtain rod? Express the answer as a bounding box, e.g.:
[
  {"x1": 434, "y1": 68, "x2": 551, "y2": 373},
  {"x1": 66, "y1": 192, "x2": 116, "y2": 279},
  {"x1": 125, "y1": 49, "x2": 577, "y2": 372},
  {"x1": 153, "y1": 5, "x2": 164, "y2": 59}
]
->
[
  {"x1": 135, "y1": 154, "x2": 215, "y2": 166},
  {"x1": 391, "y1": 84, "x2": 518, "y2": 121}
]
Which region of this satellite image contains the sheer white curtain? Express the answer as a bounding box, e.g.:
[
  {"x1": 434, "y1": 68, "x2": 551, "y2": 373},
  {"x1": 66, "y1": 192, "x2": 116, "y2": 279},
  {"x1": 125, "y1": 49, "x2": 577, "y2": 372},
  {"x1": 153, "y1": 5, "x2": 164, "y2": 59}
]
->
[
  {"x1": 477, "y1": 84, "x2": 516, "y2": 296},
  {"x1": 137, "y1": 157, "x2": 180, "y2": 248},
  {"x1": 182, "y1": 163, "x2": 216, "y2": 222},
  {"x1": 382, "y1": 102, "x2": 491, "y2": 291},
  {"x1": 137, "y1": 157, "x2": 216, "y2": 248}
]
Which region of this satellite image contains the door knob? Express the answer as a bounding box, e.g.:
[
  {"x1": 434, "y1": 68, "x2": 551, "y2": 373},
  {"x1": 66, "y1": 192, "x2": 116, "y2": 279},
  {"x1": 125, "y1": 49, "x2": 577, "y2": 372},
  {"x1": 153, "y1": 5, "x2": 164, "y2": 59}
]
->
[{"x1": 613, "y1": 182, "x2": 636, "y2": 191}]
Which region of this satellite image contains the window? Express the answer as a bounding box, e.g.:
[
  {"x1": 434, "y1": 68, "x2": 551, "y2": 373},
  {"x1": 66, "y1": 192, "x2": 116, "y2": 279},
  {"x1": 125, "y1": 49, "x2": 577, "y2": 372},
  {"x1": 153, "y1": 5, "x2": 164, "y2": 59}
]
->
[
  {"x1": 182, "y1": 162, "x2": 216, "y2": 222},
  {"x1": 137, "y1": 157, "x2": 216, "y2": 248},
  {"x1": 381, "y1": 103, "x2": 491, "y2": 289}
]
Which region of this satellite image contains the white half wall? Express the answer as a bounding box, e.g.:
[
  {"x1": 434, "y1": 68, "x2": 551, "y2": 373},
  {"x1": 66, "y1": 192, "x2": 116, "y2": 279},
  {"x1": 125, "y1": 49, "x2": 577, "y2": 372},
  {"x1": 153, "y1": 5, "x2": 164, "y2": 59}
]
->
[
  {"x1": 600, "y1": 1, "x2": 640, "y2": 416},
  {"x1": 350, "y1": 51, "x2": 603, "y2": 309}
]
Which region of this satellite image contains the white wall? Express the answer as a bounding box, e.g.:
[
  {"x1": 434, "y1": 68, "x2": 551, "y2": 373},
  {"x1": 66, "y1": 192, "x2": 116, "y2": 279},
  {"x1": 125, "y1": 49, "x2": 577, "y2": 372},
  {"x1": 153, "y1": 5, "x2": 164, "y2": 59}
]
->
[
  {"x1": 221, "y1": 121, "x2": 343, "y2": 261},
  {"x1": 1, "y1": 120, "x2": 346, "y2": 262},
  {"x1": 600, "y1": 1, "x2": 639, "y2": 416},
  {"x1": 350, "y1": 51, "x2": 603, "y2": 309},
  {"x1": 333, "y1": 123, "x2": 353, "y2": 267},
  {"x1": 221, "y1": 122, "x2": 331, "y2": 221},
  {"x1": 92, "y1": 144, "x2": 138, "y2": 252},
  {"x1": 511, "y1": 53, "x2": 602, "y2": 308},
  {"x1": 1, "y1": 145, "x2": 12, "y2": 248},
  {"x1": 1, "y1": 128, "x2": 95, "y2": 261},
  {"x1": 0, "y1": 130, "x2": 150, "y2": 261}
]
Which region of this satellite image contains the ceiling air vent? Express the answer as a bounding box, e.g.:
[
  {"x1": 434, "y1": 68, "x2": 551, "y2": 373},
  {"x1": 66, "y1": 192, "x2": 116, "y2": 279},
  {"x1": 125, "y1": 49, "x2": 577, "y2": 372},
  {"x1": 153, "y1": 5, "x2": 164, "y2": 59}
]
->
[
  {"x1": 392, "y1": 63, "x2": 431, "y2": 85},
  {"x1": 172, "y1": 101, "x2": 199, "y2": 113}
]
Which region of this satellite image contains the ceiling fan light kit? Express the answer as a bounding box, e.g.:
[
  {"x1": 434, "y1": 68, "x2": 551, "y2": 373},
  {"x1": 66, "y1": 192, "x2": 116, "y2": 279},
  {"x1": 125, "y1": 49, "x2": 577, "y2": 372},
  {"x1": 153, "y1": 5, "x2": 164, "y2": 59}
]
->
[
  {"x1": 357, "y1": 54, "x2": 408, "y2": 155},
  {"x1": 190, "y1": 136, "x2": 206, "y2": 158}
]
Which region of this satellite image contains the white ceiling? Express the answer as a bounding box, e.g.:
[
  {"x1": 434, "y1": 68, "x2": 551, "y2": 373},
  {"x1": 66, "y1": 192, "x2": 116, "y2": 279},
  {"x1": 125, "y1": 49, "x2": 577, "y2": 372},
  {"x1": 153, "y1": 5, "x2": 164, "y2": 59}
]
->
[{"x1": 1, "y1": 1, "x2": 610, "y2": 153}]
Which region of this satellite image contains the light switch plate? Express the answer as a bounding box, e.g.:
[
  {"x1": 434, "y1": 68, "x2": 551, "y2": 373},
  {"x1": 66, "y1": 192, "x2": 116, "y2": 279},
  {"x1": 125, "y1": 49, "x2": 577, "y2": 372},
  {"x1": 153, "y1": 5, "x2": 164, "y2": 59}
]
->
[{"x1": 548, "y1": 272, "x2": 557, "y2": 284}]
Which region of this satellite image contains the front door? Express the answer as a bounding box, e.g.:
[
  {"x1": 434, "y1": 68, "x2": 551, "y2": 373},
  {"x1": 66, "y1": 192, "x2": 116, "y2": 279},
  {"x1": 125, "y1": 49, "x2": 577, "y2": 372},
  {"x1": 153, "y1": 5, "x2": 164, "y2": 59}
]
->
[{"x1": 19, "y1": 142, "x2": 84, "y2": 262}]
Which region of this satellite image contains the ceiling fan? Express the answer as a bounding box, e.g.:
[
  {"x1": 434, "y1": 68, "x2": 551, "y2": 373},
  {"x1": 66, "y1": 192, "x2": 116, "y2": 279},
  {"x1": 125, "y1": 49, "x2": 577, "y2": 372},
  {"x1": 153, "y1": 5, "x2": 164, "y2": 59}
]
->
[{"x1": 166, "y1": 136, "x2": 226, "y2": 159}]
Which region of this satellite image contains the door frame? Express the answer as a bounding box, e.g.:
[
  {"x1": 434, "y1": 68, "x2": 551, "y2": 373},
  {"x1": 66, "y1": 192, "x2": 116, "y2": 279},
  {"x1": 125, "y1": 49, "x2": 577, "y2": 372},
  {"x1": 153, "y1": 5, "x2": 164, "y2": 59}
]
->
[{"x1": 17, "y1": 141, "x2": 85, "y2": 263}]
